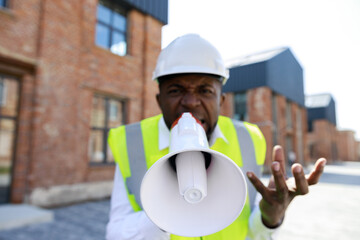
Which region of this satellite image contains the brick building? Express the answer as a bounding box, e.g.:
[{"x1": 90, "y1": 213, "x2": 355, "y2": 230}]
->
[
  {"x1": 221, "y1": 48, "x2": 309, "y2": 172},
  {"x1": 0, "y1": 0, "x2": 167, "y2": 205},
  {"x1": 306, "y1": 94, "x2": 338, "y2": 163},
  {"x1": 337, "y1": 130, "x2": 359, "y2": 161},
  {"x1": 306, "y1": 93, "x2": 360, "y2": 162}
]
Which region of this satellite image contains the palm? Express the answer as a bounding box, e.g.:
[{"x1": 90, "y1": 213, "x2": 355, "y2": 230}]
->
[{"x1": 247, "y1": 145, "x2": 326, "y2": 227}]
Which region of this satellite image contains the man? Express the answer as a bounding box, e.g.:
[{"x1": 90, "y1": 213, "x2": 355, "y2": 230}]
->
[{"x1": 106, "y1": 34, "x2": 326, "y2": 240}]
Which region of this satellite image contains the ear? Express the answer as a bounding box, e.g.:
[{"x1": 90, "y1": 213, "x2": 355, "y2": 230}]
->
[
  {"x1": 220, "y1": 93, "x2": 226, "y2": 107},
  {"x1": 156, "y1": 93, "x2": 161, "y2": 108}
]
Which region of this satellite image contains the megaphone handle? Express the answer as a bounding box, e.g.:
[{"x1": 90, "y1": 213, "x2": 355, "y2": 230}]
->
[{"x1": 175, "y1": 151, "x2": 208, "y2": 203}]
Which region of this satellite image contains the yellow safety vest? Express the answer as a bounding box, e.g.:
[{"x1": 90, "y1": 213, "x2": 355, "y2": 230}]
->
[{"x1": 108, "y1": 114, "x2": 266, "y2": 240}]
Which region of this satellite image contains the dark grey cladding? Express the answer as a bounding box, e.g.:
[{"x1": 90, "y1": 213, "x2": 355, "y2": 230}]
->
[
  {"x1": 224, "y1": 47, "x2": 305, "y2": 107},
  {"x1": 121, "y1": 0, "x2": 168, "y2": 24}
]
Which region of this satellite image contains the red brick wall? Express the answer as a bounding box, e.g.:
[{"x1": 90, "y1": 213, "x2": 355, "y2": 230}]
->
[
  {"x1": 307, "y1": 120, "x2": 338, "y2": 163},
  {"x1": 0, "y1": 0, "x2": 40, "y2": 60},
  {"x1": 301, "y1": 107, "x2": 310, "y2": 165},
  {"x1": 221, "y1": 87, "x2": 308, "y2": 172},
  {"x1": 1, "y1": 0, "x2": 164, "y2": 203},
  {"x1": 247, "y1": 87, "x2": 273, "y2": 171},
  {"x1": 307, "y1": 120, "x2": 360, "y2": 163},
  {"x1": 220, "y1": 92, "x2": 233, "y2": 117},
  {"x1": 337, "y1": 130, "x2": 357, "y2": 161}
]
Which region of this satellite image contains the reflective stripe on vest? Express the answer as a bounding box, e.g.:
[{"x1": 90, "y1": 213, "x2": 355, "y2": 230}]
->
[
  {"x1": 125, "y1": 122, "x2": 147, "y2": 209},
  {"x1": 231, "y1": 120, "x2": 261, "y2": 210}
]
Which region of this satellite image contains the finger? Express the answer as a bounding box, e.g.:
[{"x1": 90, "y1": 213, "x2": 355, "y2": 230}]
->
[
  {"x1": 272, "y1": 145, "x2": 286, "y2": 176},
  {"x1": 247, "y1": 171, "x2": 269, "y2": 199},
  {"x1": 307, "y1": 158, "x2": 326, "y2": 185},
  {"x1": 292, "y1": 164, "x2": 309, "y2": 195},
  {"x1": 271, "y1": 161, "x2": 288, "y2": 197}
]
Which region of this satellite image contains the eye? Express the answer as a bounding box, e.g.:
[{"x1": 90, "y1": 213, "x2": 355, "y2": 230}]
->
[
  {"x1": 199, "y1": 87, "x2": 215, "y2": 95},
  {"x1": 167, "y1": 87, "x2": 182, "y2": 95}
]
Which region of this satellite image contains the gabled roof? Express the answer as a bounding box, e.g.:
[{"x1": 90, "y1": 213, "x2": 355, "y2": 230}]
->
[
  {"x1": 305, "y1": 93, "x2": 332, "y2": 108},
  {"x1": 223, "y1": 47, "x2": 305, "y2": 106},
  {"x1": 226, "y1": 47, "x2": 287, "y2": 68},
  {"x1": 123, "y1": 0, "x2": 168, "y2": 24},
  {"x1": 306, "y1": 93, "x2": 337, "y2": 127}
]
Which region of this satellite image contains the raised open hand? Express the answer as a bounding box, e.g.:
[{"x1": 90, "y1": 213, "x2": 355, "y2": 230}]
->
[{"x1": 247, "y1": 145, "x2": 326, "y2": 228}]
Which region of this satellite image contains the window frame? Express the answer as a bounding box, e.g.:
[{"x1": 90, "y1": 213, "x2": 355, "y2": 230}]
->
[
  {"x1": 233, "y1": 91, "x2": 248, "y2": 121},
  {"x1": 95, "y1": 0, "x2": 128, "y2": 56},
  {"x1": 89, "y1": 94, "x2": 127, "y2": 165},
  {"x1": 0, "y1": 79, "x2": 6, "y2": 106},
  {"x1": 0, "y1": 74, "x2": 20, "y2": 203},
  {"x1": 272, "y1": 92, "x2": 278, "y2": 145},
  {"x1": 286, "y1": 100, "x2": 293, "y2": 129}
]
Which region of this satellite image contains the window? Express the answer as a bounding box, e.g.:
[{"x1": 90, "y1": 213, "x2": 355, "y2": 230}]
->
[
  {"x1": 272, "y1": 93, "x2": 278, "y2": 145},
  {"x1": 233, "y1": 92, "x2": 247, "y2": 121},
  {"x1": 89, "y1": 95, "x2": 126, "y2": 164},
  {"x1": 0, "y1": 75, "x2": 20, "y2": 203},
  {"x1": 0, "y1": 79, "x2": 5, "y2": 106},
  {"x1": 95, "y1": 0, "x2": 127, "y2": 56},
  {"x1": 0, "y1": 0, "x2": 8, "y2": 8},
  {"x1": 286, "y1": 100, "x2": 292, "y2": 129}
]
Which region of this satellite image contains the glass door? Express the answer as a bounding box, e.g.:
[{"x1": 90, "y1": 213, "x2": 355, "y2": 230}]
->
[{"x1": 0, "y1": 75, "x2": 20, "y2": 203}]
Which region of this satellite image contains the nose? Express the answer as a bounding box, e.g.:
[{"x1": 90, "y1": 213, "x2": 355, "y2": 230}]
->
[{"x1": 181, "y1": 92, "x2": 200, "y2": 109}]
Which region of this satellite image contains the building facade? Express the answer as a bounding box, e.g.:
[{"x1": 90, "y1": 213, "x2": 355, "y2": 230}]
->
[
  {"x1": 306, "y1": 93, "x2": 359, "y2": 162},
  {"x1": 306, "y1": 94, "x2": 338, "y2": 163},
  {"x1": 0, "y1": 0, "x2": 167, "y2": 205},
  {"x1": 337, "y1": 130, "x2": 359, "y2": 161},
  {"x1": 221, "y1": 48, "x2": 309, "y2": 172}
]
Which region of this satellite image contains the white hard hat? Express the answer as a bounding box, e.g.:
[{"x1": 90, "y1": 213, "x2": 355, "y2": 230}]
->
[{"x1": 152, "y1": 34, "x2": 229, "y2": 85}]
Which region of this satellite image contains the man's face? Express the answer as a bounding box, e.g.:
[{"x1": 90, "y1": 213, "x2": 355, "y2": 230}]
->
[{"x1": 156, "y1": 74, "x2": 225, "y2": 139}]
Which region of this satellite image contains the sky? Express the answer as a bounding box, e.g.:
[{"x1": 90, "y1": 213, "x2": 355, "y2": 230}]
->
[{"x1": 161, "y1": 0, "x2": 360, "y2": 140}]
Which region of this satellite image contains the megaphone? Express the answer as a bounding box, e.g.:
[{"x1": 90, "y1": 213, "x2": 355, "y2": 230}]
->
[{"x1": 140, "y1": 113, "x2": 247, "y2": 237}]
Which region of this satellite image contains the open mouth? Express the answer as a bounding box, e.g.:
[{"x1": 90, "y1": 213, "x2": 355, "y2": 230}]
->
[{"x1": 198, "y1": 119, "x2": 207, "y2": 131}]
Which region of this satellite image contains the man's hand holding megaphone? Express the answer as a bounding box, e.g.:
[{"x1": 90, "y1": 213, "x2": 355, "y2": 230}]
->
[{"x1": 247, "y1": 146, "x2": 326, "y2": 228}]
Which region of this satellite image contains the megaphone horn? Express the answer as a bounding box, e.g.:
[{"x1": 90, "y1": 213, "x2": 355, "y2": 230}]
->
[{"x1": 140, "y1": 113, "x2": 247, "y2": 237}]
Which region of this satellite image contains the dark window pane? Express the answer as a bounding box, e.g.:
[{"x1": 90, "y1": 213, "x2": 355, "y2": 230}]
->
[
  {"x1": 111, "y1": 32, "x2": 126, "y2": 56},
  {"x1": 286, "y1": 101, "x2": 292, "y2": 128},
  {"x1": 0, "y1": 80, "x2": 4, "y2": 106},
  {"x1": 0, "y1": 76, "x2": 18, "y2": 203},
  {"x1": 88, "y1": 130, "x2": 104, "y2": 163},
  {"x1": 113, "y1": 12, "x2": 126, "y2": 31},
  {"x1": 0, "y1": 119, "x2": 16, "y2": 177},
  {"x1": 96, "y1": 0, "x2": 127, "y2": 56},
  {"x1": 107, "y1": 145, "x2": 115, "y2": 163},
  {"x1": 0, "y1": 0, "x2": 7, "y2": 8},
  {"x1": 89, "y1": 95, "x2": 126, "y2": 164},
  {"x1": 97, "y1": 3, "x2": 111, "y2": 24},
  {"x1": 234, "y1": 92, "x2": 247, "y2": 121},
  {"x1": 0, "y1": 78, "x2": 19, "y2": 117},
  {"x1": 108, "y1": 99, "x2": 123, "y2": 128},
  {"x1": 96, "y1": 23, "x2": 110, "y2": 48},
  {"x1": 0, "y1": 112, "x2": 16, "y2": 191},
  {"x1": 90, "y1": 96, "x2": 106, "y2": 128}
]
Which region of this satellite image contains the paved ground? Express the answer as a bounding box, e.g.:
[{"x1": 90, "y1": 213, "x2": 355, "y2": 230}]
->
[
  {"x1": 276, "y1": 161, "x2": 360, "y2": 240},
  {"x1": 0, "y1": 161, "x2": 359, "y2": 240},
  {"x1": 0, "y1": 200, "x2": 110, "y2": 240}
]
